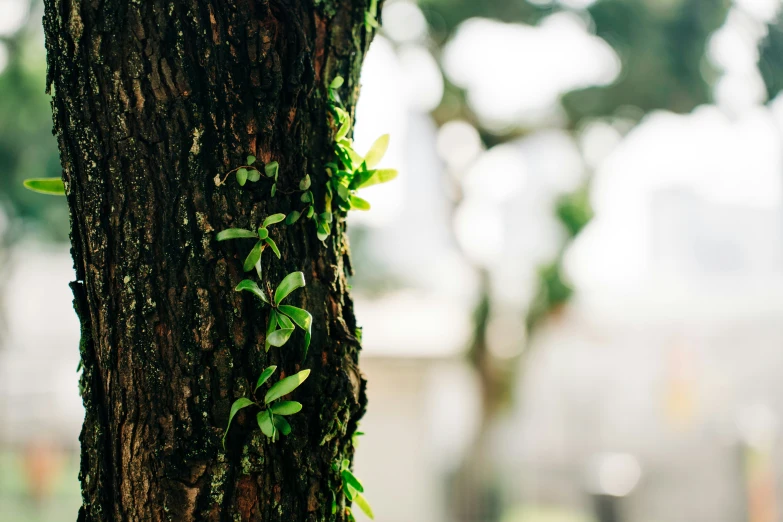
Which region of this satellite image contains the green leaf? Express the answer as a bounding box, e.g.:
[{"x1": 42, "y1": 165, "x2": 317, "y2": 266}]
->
[
  {"x1": 223, "y1": 397, "x2": 256, "y2": 449},
  {"x1": 336, "y1": 118, "x2": 351, "y2": 141},
  {"x1": 267, "y1": 328, "x2": 294, "y2": 348},
  {"x1": 344, "y1": 483, "x2": 356, "y2": 501},
  {"x1": 23, "y1": 178, "x2": 66, "y2": 195},
  {"x1": 277, "y1": 313, "x2": 294, "y2": 330},
  {"x1": 306, "y1": 206, "x2": 315, "y2": 219},
  {"x1": 264, "y1": 161, "x2": 279, "y2": 178},
  {"x1": 299, "y1": 174, "x2": 311, "y2": 191},
  {"x1": 263, "y1": 213, "x2": 286, "y2": 227},
  {"x1": 316, "y1": 219, "x2": 331, "y2": 241},
  {"x1": 265, "y1": 369, "x2": 311, "y2": 404},
  {"x1": 354, "y1": 494, "x2": 374, "y2": 520},
  {"x1": 257, "y1": 410, "x2": 275, "y2": 438},
  {"x1": 300, "y1": 191, "x2": 312, "y2": 203},
  {"x1": 342, "y1": 470, "x2": 364, "y2": 493},
  {"x1": 358, "y1": 168, "x2": 397, "y2": 189},
  {"x1": 271, "y1": 183, "x2": 277, "y2": 197},
  {"x1": 237, "y1": 168, "x2": 248, "y2": 186},
  {"x1": 270, "y1": 401, "x2": 303, "y2": 415},
  {"x1": 350, "y1": 196, "x2": 370, "y2": 211},
  {"x1": 248, "y1": 169, "x2": 261, "y2": 182},
  {"x1": 235, "y1": 279, "x2": 270, "y2": 304},
  {"x1": 265, "y1": 237, "x2": 281, "y2": 259},
  {"x1": 320, "y1": 211, "x2": 333, "y2": 223},
  {"x1": 286, "y1": 211, "x2": 301, "y2": 225},
  {"x1": 330, "y1": 76, "x2": 344, "y2": 89},
  {"x1": 364, "y1": 12, "x2": 379, "y2": 29},
  {"x1": 255, "y1": 366, "x2": 277, "y2": 392},
  {"x1": 364, "y1": 134, "x2": 389, "y2": 168},
  {"x1": 265, "y1": 310, "x2": 278, "y2": 352},
  {"x1": 279, "y1": 305, "x2": 312, "y2": 358},
  {"x1": 247, "y1": 155, "x2": 256, "y2": 165},
  {"x1": 273, "y1": 415, "x2": 292, "y2": 436},
  {"x1": 275, "y1": 271, "x2": 306, "y2": 305},
  {"x1": 336, "y1": 183, "x2": 350, "y2": 201},
  {"x1": 243, "y1": 241, "x2": 265, "y2": 272},
  {"x1": 257, "y1": 227, "x2": 269, "y2": 240},
  {"x1": 217, "y1": 228, "x2": 258, "y2": 241}
]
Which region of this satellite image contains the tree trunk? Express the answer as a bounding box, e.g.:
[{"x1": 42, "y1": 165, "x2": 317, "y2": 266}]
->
[{"x1": 43, "y1": 1, "x2": 376, "y2": 520}]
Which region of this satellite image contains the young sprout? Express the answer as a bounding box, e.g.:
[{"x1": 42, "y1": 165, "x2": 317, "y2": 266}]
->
[{"x1": 216, "y1": 214, "x2": 286, "y2": 277}]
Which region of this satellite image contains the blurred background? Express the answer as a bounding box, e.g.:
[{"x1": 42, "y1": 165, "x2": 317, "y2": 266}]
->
[{"x1": 3, "y1": 0, "x2": 783, "y2": 520}]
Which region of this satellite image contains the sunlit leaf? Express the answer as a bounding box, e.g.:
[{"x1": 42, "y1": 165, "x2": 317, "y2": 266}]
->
[
  {"x1": 243, "y1": 241, "x2": 265, "y2": 272},
  {"x1": 248, "y1": 169, "x2": 261, "y2": 182},
  {"x1": 235, "y1": 279, "x2": 270, "y2": 304},
  {"x1": 247, "y1": 155, "x2": 256, "y2": 165},
  {"x1": 264, "y1": 161, "x2": 279, "y2": 178},
  {"x1": 255, "y1": 366, "x2": 277, "y2": 392},
  {"x1": 330, "y1": 76, "x2": 344, "y2": 89},
  {"x1": 257, "y1": 227, "x2": 269, "y2": 240},
  {"x1": 223, "y1": 397, "x2": 256, "y2": 449},
  {"x1": 257, "y1": 410, "x2": 275, "y2": 438},
  {"x1": 279, "y1": 305, "x2": 312, "y2": 358},
  {"x1": 267, "y1": 328, "x2": 294, "y2": 348},
  {"x1": 265, "y1": 369, "x2": 311, "y2": 404},
  {"x1": 316, "y1": 219, "x2": 331, "y2": 241},
  {"x1": 265, "y1": 310, "x2": 278, "y2": 352},
  {"x1": 263, "y1": 213, "x2": 286, "y2": 227},
  {"x1": 299, "y1": 174, "x2": 311, "y2": 190},
  {"x1": 342, "y1": 469, "x2": 364, "y2": 493},
  {"x1": 274, "y1": 271, "x2": 306, "y2": 305},
  {"x1": 354, "y1": 494, "x2": 374, "y2": 520},
  {"x1": 265, "y1": 237, "x2": 281, "y2": 259},
  {"x1": 364, "y1": 134, "x2": 389, "y2": 169},
  {"x1": 350, "y1": 196, "x2": 370, "y2": 211},
  {"x1": 336, "y1": 118, "x2": 351, "y2": 141},
  {"x1": 270, "y1": 401, "x2": 302, "y2": 415},
  {"x1": 271, "y1": 183, "x2": 277, "y2": 197},
  {"x1": 277, "y1": 313, "x2": 294, "y2": 330},
  {"x1": 358, "y1": 168, "x2": 397, "y2": 189},
  {"x1": 217, "y1": 228, "x2": 257, "y2": 241},
  {"x1": 23, "y1": 178, "x2": 66, "y2": 195},
  {"x1": 237, "y1": 168, "x2": 248, "y2": 186}
]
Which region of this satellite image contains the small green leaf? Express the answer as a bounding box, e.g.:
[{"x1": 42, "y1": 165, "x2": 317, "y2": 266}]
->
[
  {"x1": 299, "y1": 174, "x2": 311, "y2": 191},
  {"x1": 273, "y1": 415, "x2": 292, "y2": 436},
  {"x1": 247, "y1": 155, "x2": 256, "y2": 165},
  {"x1": 265, "y1": 369, "x2": 311, "y2": 404},
  {"x1": 235, "y1": 279, "x2": 270, "y2": 304},
  {"x1": 342, "y1": 470, "x2": 364, "y2": 493},
  {"x1": 271, "y1": 183, "x2": 277, "y2": 197},
  {"x1": 257, "y1": 410, "x2": 275, "y2": 438},
  {"x1": 223, "y1": 397, "x2": 256, "y2": 449},
  {"x1": 336, "y1": 184, "x2": 350, "y2": 201},
  {"x1": 264, "y1": 161, "x2": 279, "y2": 178},
  {"x1": 270, "y1": 401, "x2": 303, "y2": 415},
  {"x1": 248, "y1": 169, "x2": 261, "y2": 182},
  {"x1": 336, "y1": 118, "x2": 351, "y2": 141},
  {"x1": 263, "y1": 213, "x2": 286, "y2": 227},
  {"x1": 267, "y1": 328, "x2": 294, "y2": 348},
  {"x1": 316, "y1": 219, "x2": 331, "y2": 241},
  {"x1": 350, "y1": 196, "x2": 370, "y2": 210},
  {"x1": 255, "y1": 366, "x2": 277, "y2": 392},
  {"x1": 359, "y1": 168, "x2": 397, "y2": 188},
  {"x1": 243, "y1": 241, "x2": 265, "y2": 272},
  {"x1": 364, "y1": 134, "x2": 389, "y2": 168},
  {"x1": 279, "y1": 305, "x2": 312, "y2": 358},
  {"x1": 344, "y1": 484, "x2": 356, "y2": 501},
  {"x1": 275, "y1": 272, "x2": 306, "y2": 305},
  {"x1": 217, "y1": 228, "x2": 258, "y2": 241},
  {"x1": 364, "y1": 12, "x2": 379, "y2": 29},
  {"x1": 265, "y1": 237, "x2": 281, "y2": 259},
  {"x1": 320, "y1": 211, "x2": 333, "y2": 223},
  {"x1": 277, "y1": 313, "x2": 294, "y2": 330},
  {"x1": 330, "y1": 76, "x2": 344, "y2": 89},
  {"x1": 257, "y1": 227, "x2": 269, "y2": 240},
  {"x1": 307, "y1": 206, "x2": 315, "y2": 219},
  {"x1": 286, "y1": 211, "x2": 301, "y2": 225},
  {"x1": 237, "y1": 168, "x2": 248, "y2": 186},
  {"x1": 265, "y1": 310, "x2": 278, "y2": 352},
  {"x1": 23, "y1": 178, "x2": 66, "y2": 195},
  {"x1": 354, "y1": 494, "x2": 374, "y2": 520},
  {"x1": 301, "y1": 191, "x2": 312, "y2": 203}
]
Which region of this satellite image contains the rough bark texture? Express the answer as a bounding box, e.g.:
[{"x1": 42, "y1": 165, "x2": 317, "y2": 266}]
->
[{"x1": 43, "y1": 1, "x2": 376, "y2": 520}]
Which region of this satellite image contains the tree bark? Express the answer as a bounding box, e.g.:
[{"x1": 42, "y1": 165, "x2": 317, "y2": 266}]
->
[{"x1": 43, "y1": 1, "x2": 376, "y2": 520}]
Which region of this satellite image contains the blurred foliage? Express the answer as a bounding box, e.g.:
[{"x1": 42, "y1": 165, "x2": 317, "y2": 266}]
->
[
  {"x1": 759, "y1": 14, "x2": 783, "y2": 100},
  {"x1": 555, "y1": 185, "x2": 594, "y2": 239},
  {"x1": 0, "y1": 32, "x2": 68, "y2": 242},
  {"x1": 563, "y1": 0, "x2": 730, "y2": 123}
]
